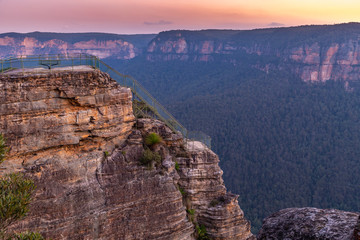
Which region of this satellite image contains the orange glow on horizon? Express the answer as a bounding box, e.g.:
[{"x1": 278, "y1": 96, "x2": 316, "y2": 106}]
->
[{"x1": 0, "y1": 0, "x2": 359, "y2": 33}]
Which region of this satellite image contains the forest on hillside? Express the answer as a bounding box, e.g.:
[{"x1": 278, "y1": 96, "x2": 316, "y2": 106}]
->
[{"x1": 107, "y1": 57, "x2": 360, "y2": 232}]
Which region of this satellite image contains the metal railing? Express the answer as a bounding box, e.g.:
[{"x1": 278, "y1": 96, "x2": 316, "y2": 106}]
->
[
  {"x1": 0, "y1": 54, "x2": 99, "y2": 74},
  {"x1": 0, "y1": 54, "x2": 211, "y2": 148}
]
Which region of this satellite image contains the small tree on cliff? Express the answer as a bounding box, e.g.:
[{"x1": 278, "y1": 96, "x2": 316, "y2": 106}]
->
[{"x1": 0, "y1": 134, "x2": 44, "y2": 240}]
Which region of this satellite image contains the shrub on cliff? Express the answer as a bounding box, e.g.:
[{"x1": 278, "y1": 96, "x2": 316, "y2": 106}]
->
[
  {"x1": 139, "y1": 148, "x2": 162, "y2": 166},
  {"x1": 144, "y1": 133, "x2": 163, "y2": 147},
  {"x1": 0, "y1": 134, "x2": 44, "y2": 240},
  {"x1": 196, "y1": 224, "x2": 211, "y2": 240},
  {"x1": 8, "y1": 231, "x2": 44, "y2": 240},
  {"x1": 0, "y1": 173, "x2": 35, "y2": 231}
]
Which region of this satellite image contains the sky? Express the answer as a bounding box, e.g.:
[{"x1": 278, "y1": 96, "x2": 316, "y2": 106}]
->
[{"x1": 1, "y1": 0, "x2": 360, "y2": 34}]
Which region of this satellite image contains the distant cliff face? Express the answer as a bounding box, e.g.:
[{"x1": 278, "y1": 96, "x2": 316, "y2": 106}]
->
[
  {"x1": 146, "y1": 33, "x2": 228, "y2": 62},
  {"x1": 0, "y1": 35, "x2": 139, "y2": 59},
  {"x1": 2, "y1": 24, "x2": 360, "y2": 83},
  {"x1": 146, "y1": 25, "x2": 360, "y2": 83},
  {"x1": 0, "y1": 69, "x2": 253, "y2": 239},
  {"x1": 288, "y1": 41, "x2": 360, "y2": 82}
]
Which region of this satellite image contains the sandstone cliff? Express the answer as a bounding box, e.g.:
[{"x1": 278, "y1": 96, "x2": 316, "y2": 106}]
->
[
  {"x1": 3, "y1": 24, "x2": 360, "y2": 83},
  {"x1": 0, "y1": 69, "x2": 253, "y2": 239},
  {"x1": 0, "y1": 37, "x2": 136, "y2": 59},
  {"x1": 146, "y1": 24, "x2": 360, "y2": 83},
  {"x1": 257, "y1": 207, "x2": 360, "y2": 240},
  {"x1": 0, "y1": 33, "x2": 155, "y2": 59}
]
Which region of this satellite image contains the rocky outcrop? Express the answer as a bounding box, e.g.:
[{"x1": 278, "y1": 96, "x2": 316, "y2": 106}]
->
[
  {"x1": 176, "y1": 140, "x2": 254, "y2": 240},
  {"x1": 0, "y1": 69, "x2": 253, "y2": 239},
  {"x1": 257, "y1": 207, "x2": 360, "y2": 240},
  {"x1": 354, "y1": 216, "x2": 360, "y2": 240},
  {"x1": 138, "y1": 119, "x2": 254, "y2": 240},
  {"x1": 0, "y1": 68, "x2": 134, "y2": 171}
]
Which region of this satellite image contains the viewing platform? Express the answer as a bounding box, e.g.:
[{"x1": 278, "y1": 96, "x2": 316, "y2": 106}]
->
[{"x1": 0, "y1": 54, "x2": 211, "y2": 148}]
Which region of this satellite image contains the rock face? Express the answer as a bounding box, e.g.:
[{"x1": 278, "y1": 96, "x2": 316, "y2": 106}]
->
[
  {"x1": 0, "y1": 68, "x2": 134, "y2": 171},
  {"x1": 146, "y1": 32, "x2": 231, "y2": 62},
  {"x1": 0, "y1": 33, "x2": 155, "y2": 59},
  {"x1": 138, "y1": 119, "x2": 254, "y2": 240},
  {"x1": 145, "y1": 24, "x2": 360, "y2": 83},
  {"x1": 177, "y1": 141, "x2": 254, "y2": 240},
  {"x1": 354, "y1": 216, "x2": 360, "y2": 240},
  {"x1": 0, "y1": 69, "x2": 253, "y2": 239},
  {"x1": 257, "y1": 207, "x2": 360, "y2": 240}
]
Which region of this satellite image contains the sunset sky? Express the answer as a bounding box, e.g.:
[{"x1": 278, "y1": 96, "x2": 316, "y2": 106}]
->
[{"x1": 1, "y1": 0, "x2": 360, "y2": 34}]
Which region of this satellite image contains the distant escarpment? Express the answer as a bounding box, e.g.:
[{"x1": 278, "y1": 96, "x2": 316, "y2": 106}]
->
[
  {"x1": 3, "y1": 23, "x2": 360, "y2": 83},
  {"x1": 146, "y1": 23, "x2": 360, "y2": 83},
  {"x1": 0, "y1": 32, "x2": 155, "y2": 59},
  {"x1": 0, "y1": 69, "x2": 253, "y2": 239},
  {"x1": 257, "y1": 207, "x2": 360, "y2": 240}
]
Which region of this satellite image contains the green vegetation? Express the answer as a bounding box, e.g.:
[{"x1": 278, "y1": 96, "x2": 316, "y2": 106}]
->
[
  {"x1": 7, "y1": 231, "x2": 44, "y2": 240},
  {"x1": 175, "y1": 161, "x2": 180, "y2": 171},
  {"x1": 113, "y1": 55, "x2": 360, "y2": 233},
  {"x1": 0, "y1": 134, "x2": 43, "y2": 239},
  {"x1": 139, "y1": 149, "x2": 161, "y2": 166},
  {"x1": 104, "y1": 151, "x2": 109, "y2": 157},
  {"x1": 186, "y1": 209, "x2": 195, "y2": 215},
  {"x1": 144, "y1": 133, "x2": 163, "y2": 147},
  {"x1": 196, "y1": 224, "x2": 211, "y2": 240},
  {"x1": 186, "y1": 209, "x2": 195, "y2": 223},
  {"x1": 0, "y1": 173, "x2": 35, "y2": 232},
  {"x1": 178, "y1": 186, "x2": 186, "y2": 197}
]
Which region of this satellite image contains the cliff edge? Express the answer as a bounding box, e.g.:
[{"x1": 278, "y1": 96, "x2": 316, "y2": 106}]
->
[{"x1": 0, "y1": 68, "x2": 253, "y2": 239}]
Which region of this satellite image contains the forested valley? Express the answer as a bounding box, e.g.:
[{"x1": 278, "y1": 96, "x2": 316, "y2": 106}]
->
[{"x1": 107, "y1": 57, "x2": 360, "y2": 232}]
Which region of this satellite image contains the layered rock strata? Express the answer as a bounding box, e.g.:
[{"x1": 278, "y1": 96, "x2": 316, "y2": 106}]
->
[
  {"x1": 0, "y1": 36, "x2": 139, "y2": 59},
  {"x1": 176, "y1": 141, "x2": 254, "y2": 240},
  {"x1": 0, "y1": 69, "x2": 253, "y2": 239},
  {"x1": 257, "y1": 207, "x2": 360, "y2": 240},
  {"x1": 146, "y1": 27, "x2": 360, "y2": 83},
  {"x1": 137, "y1": 119, "x2": 255, "y2": 240},
  {"x1": 0, "y1": 68, "x2": 134, "y2": 172}
]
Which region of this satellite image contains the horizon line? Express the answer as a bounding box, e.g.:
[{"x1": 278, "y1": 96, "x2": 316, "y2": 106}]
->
[{"x1": 0, "y1": 22, "x2": 358, "y2": 36}]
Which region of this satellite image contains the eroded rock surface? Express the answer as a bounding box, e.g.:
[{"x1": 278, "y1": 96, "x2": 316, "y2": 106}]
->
[
  {"x1": 0, "y1": 70, "x2": 253, "y2": 239},
  {"x1": 135, "y1": 118, "x2": 254, "y2": 240},
  {"x1": 0, "y1": 69, "x2": 134, "y2": 173},
  {"x1": 257, "y1": 207, "x2": 360, "y2": 240},
  {"x1": 354, "y1": 216, "x2": 360, "y2": 240},
  {"x1": 176, "y1": 141, "x2": 254, "y2": 240}
]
